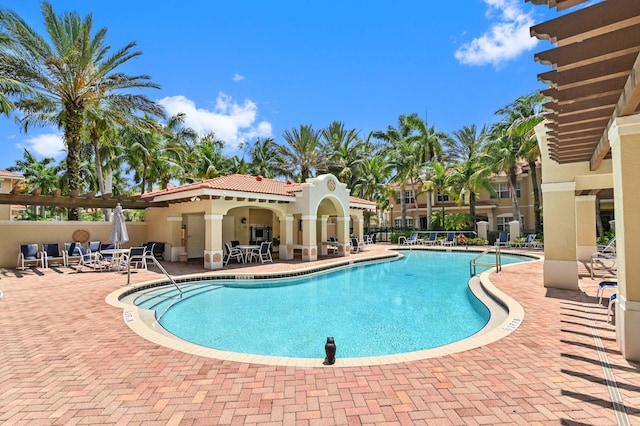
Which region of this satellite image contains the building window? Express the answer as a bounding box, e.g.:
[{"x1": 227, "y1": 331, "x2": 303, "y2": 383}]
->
[
  {"x1": 394, "y1": 217, "x2": 414, "y2": 228},
  {"x1": 496, "y1": 216, "x2": 524, "y2": 232},
  {"x1": 492, "y1": 182, "x2": 520, "y2": 199},
  {"x1": 395, "y1": 190, "x2": 415, "y2": 204},
  {"x1": 436, "y1": 191, "x2": 449, "y2": 202}
]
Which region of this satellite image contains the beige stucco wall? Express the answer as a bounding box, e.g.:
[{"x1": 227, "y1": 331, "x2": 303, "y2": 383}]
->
[{"x1": 0, "y1": 221, "x2": 147, "y2": 268}]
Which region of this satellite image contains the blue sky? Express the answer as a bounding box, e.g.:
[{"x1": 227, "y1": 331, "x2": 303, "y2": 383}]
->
[{"x1": 0, "y1": 0, "x2": 557, "y2": 170}]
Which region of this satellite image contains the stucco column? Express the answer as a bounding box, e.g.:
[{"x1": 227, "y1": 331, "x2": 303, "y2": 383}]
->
[
  {"x1": 167, "y1": 216, "x2": 183, "y2": 262},
  {"x1": 278, "y1": 215, "x2": 294, "y2": 260},
  {"x1": 318, "y1": 215, "x2": 329, "y2": 255},
  {"x1": 336, "y1": 217, "x2": 350, "y2": 257},
  {"x1": 508, "y1": 221, "x2": 520, "y2": 241},
  {"x1": 575, "y1": 195, "x2": 597, "y2": 262},
  {"x1": 301, "y1": 215, "x2": 318, "y2": 261},
  {"x1": 353, "y1": 216, "x2": 364, "y2": 240},
  {"x1": 541, "y1": 181, "x2": 579, "y2": 290},
  {"x1": 477, "y1": 221, "x2": 489, "y2": 241},
  {"x1": 609, "y1": 114, "x2": 640, "y2": 361},
  {"x1": 487, "y1": 211, "x2": 495, "y2": 231},
  {"x1": 203, "y1": 214, "x2": 223, "y2": 270}
]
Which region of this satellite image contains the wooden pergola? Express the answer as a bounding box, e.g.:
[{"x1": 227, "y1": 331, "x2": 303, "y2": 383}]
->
[
  {"x1": 528, "y1": 0, "x2": 640, "y2": 169},
  {"x1": 0, "y1": 188, "x2": 168, "y2": 210}
]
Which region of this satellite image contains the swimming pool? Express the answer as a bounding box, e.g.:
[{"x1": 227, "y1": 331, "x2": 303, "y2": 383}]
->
[{"x1": 133, "y1": 250, "x2": 528, "y2": 359}]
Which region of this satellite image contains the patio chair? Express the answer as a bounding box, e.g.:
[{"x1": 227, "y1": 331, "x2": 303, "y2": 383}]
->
[
  {"x1": 73, "y1": 245, "x2": 106, "y2": 272},
  {"x1": 596, "y1": 279, "x2": 618, "y2": 304},
  {"x1": 42, "y1": 243, "x2": 66, "y2": 268},
  {"x1": 249, "y1": 241, "x2": 273, "y2": 264},
  {"x1": 405, "y1": 233, "x2": 420, "y2": 245},
  {"x1": 122, "y1": 247, "x2": 147, "y2": 270},
  {"x1": 350, "y1": 237, "x2": 361, "y2": 254},
  {"x1": 224, "y1": 242, "x2": 244, "y2": 265},
  {"x1": 607, "y1": 293, "x2": 618, "y2": 323},
  {"x1": 64, "y1": 242, "x2": 83, "y2": 267},
  {"x1": 495, "y1": 232, "x2": 509, "y2": 247},
  {"x1": 440, "y1": 232, "x2": 456, "y2": 246},
  {"x1": 143, "y1": 242, "x2": 156, "y2": 258},
  {"x1": 326, "y1": 238, "x2": 338, "y2": 254},
  {"x1": 99, "y1": 242, "x2": 115, "y2": 262},
  {"x1": 17, "y1": 244, "x2": 43, "y2": 269},
  {"x1": 88, "y1": 241, "x2": 101, "y2": 253},
  {"x1": 590, "y1": 238, "x2": 617, "y2": 278},
  {"x1": 421, "y1": 233, "x2": 438, "y2": 245}
]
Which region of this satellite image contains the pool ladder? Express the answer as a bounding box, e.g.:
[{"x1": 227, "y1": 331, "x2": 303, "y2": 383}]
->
[{"x1": 470, "y1": 246, "x2": 502, "y2": 277}]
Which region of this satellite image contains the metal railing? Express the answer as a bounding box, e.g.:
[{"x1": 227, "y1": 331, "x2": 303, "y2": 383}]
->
[
  {"x1": 470, "y1": 246, "x2": 502, "y2": 277},
  {"x1": 127, "y1": 254, "x2": 182, "y2": 295}
]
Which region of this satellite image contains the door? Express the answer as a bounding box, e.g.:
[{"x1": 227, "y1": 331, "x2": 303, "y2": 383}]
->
[{"x1": 186, "y1": 214, "x2": 205, "y2": 259}]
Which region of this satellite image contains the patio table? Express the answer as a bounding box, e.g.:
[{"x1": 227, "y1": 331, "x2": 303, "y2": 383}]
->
[{"x1": 236, "y1": 244, "x2": 260, "y2": 263}]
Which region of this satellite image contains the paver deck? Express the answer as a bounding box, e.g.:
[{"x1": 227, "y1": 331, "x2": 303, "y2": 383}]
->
[{"x1": 1, "y1": 244, "x2": 639, "y2": 425}]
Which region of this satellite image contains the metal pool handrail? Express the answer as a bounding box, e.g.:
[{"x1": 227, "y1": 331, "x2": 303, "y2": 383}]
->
[
  {"x1": 470, "y1": 246, "x2": 502, "y2": 277},
  {"x1": 127, "y1": 254, "x2": 182, "y2": 295}
]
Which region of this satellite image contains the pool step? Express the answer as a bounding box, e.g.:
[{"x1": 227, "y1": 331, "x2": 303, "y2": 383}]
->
[{"x1": 135, "y1": 283, "x2": 221, "y2": 310}]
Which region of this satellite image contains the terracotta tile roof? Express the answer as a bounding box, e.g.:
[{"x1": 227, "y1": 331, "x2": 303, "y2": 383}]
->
[
  {"x1": 0, "y1": 169, "x2": 24, "y2": 179},
  {"x1": 142, "y1": 174, "x2": 302, "y2": 198},
  {"x1": 349, "y1": 196, "x2": 376, "y2": 207}
]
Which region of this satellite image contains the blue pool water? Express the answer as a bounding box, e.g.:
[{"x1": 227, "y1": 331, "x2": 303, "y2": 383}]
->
[{"x1": 135, "y1": 251, "x2": 527, "y2": 358}]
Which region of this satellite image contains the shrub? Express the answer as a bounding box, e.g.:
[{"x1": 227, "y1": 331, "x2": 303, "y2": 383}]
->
[{"x1": 466, "y1": 237, "x2": 488, "y2": 246}]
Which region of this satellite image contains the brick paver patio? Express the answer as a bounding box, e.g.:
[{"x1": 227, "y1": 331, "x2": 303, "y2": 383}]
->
[{"x1": 1, "y1": 244, "x2": 638, "y2": 425}]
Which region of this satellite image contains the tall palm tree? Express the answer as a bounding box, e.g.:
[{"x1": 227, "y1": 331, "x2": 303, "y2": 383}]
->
[
  {"x1": 320, "y1": 121, "x2": 364, "y2": 187},
  {"x1": 0, "y1": 2, "x2": 161, "y2": 219},
  {"x1": 373, "y1": 115, "x2": 419, "y2": 229},
  {"x1": 352, "y1": 152, "x2": 392, "y2": 225},
  {"x1": 445, "y1": 124, "x2": 493, "y2": 225},
  {"x1": 279, "y1": 125, "x2": 323, "y2": 181},
  {"x1": 423, "y1": 161, "x2": 454, "y2": 229},
  {"x1": 244, "y1": 137, "x2": 281, "y2": 178},
  {"x1": 405, "y1": 113, "x2": 447, "y2": 229},
  {"x1": 185, "y1": 133, "x2": 228, "y2": 181}
]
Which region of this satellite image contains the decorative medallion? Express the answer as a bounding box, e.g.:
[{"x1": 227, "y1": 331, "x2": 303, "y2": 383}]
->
[
  {"x1": 72, "y1": 229, "x2": 90, "y2": 243},
  {"x1": 327, "y1": 178, "x2": 336, "y2": 191}
]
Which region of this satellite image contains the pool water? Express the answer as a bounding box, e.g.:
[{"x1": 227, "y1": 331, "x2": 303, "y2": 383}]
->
[{"x1": 135, "y1": 251, "x2": 527, "y2": 358}]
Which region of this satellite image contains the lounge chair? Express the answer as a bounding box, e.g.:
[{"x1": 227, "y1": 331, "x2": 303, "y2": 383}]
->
[
  {"x1": 406, "y1": 233, "x2": 420, "y2": 245},
  {"x1": 512, "y1": 234, "x2": 536, "y2": 248},
  {"x1": 224, "y1": 242, "x2": 244, "y2": 265},
  {"x1": 421, "y1": 233, "x2": 438, "y2": 245},
  {"x1": 495, "y1": 232, "x2": 509, "y2": 247},
  {"x1": 122, "y1": 247, "x2": 147, "y2": 270},
  {"x1": 351, "y1": 237, "x2": 361, "y2": 253},
  {"x1": 88, "y1": 241, "x2": 101, "y2": 253},
  {"x1": 596, "y1": 279, "x2": 618, "y2": 304},
  {"x1": 42, "y1": 243, "x2": 66, "y2": 268},
  {"x1": 17, "y1": 244, "x2": 43, "y2": 269},
  {"x1": 64, "y1": 242, "x2": 83, "y2": 267},
  {"x1": 249, "y1": 241, "x2": 273, "y2": 264},
  {"x1": 590, "y1": 237, "x2": 617, "y2": 278},
  {"x1": 440, "y1": 232, "x2": 456, "y2": 246},
  {"x1": 73, "y1": 246, "x2": 105, "y2": 272}
]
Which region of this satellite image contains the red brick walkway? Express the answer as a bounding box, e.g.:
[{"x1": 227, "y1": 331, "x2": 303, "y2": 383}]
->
[{"x1": 1, "y1": 248, "x2": 639, "y2": 425}]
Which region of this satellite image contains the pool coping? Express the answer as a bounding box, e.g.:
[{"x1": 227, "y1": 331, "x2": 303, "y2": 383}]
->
[{"x1": 106, "y1": 248, "x2": 541, "y2": 367}]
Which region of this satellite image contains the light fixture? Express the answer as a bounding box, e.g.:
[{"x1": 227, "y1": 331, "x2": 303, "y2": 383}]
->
[
  {"x1": 190, "y1": 196, "x2": 200, "y2": 202},
  {"x1": 241, "y1": 217, "x2": 247, "y2": 224}
]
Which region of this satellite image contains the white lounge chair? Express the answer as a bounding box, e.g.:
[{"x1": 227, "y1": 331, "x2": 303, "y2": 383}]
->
[
  {"x1": 42, "y1": 243, "x2": 66, "y2": 268},
  {"x1": 17, "y1": 244, "x2": 44, "y2": 269},
  {"x1": 351, "y1": 237, "x2": 361, "y2": 253},
  {"x1": 607, "y1": 293, "x2": 618, "y2": 323},
  {"x1": 440, "y1": 232, "x2": 456, "y2": 246},
  {"x1": 495, "y1": 232, "x2": 509, "y2": 247},
  {"x1": 590, "y1": 237, "x2": 616, "y2": 278},
  {"x1": 421, "y1": 233, "x2": 438, "y2": 245}
]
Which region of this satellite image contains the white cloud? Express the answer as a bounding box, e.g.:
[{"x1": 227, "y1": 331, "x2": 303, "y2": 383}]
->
[
  {"x1": 158, "y1": 93, "x2": 273, "y2": 150},
  {"x1": 19, "y1": 133, "x2": 65, "y2": 158},
  {"x1": 232, "y1": 73, "x2": 245, "y2": 82},
  {"x1": 454, "y1": 0, "x2": 538, "y2": 68}
]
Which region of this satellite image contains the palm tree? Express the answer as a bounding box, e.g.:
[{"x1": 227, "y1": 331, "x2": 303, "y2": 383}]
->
[
  {"x1": 8, "y1": 148, "x2": 61, "y2": 217},
  {"x1": 320, "y1": 121, "x2": 364, "y2": 187},
  {"x1": 352, "y1": 151, "x2": 392, "y2": 225},
  {"x1": 279, "y1": 125, "x2": 323, "y2": 181},
  {"x1": 185, "y1": 134, "x2": 228, "y2": 181},
  {"x1": 373, "y1": 115, "x2": 420, "y2": 230},
  {"x1": 0, "y1": 2, "x2": 161, "y2": 219},
  {"x1": 405, "y1": 114, "x2": 447, "y2": 229},
  {"x1": 445, "y1": 124, "x2": 493, "y2": 226},
  {"x1": 423, "y1": 161, "x2": 454, "y2": 229},
  {"x1": 490, "y1": 92, "x2": 544, "y2": 233},
  {"x1": 244, "y1": 137, "x2": 281, "y2": 178}
]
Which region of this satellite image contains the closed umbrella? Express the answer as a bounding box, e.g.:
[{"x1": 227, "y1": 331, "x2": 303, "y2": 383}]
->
[{"x1": 109, "y1": 203, "x2": 129, "y2": 249}]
